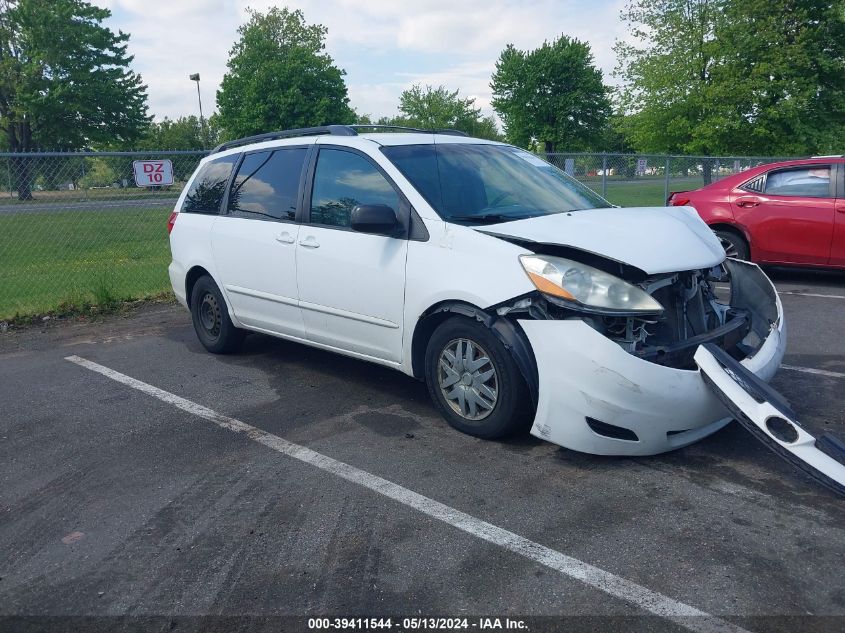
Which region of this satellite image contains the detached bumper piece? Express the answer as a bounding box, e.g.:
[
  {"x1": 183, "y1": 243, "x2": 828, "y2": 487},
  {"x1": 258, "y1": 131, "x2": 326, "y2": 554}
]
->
[{"x1": 696, "y1": 343, "x2": 845, "y2": 496}]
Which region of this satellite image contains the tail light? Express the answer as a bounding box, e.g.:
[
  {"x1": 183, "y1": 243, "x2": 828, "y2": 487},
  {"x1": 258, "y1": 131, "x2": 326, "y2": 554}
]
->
[
  {"x1": 167, "y1": 211, "x2": 178, "y2": 234},
  {"x1": 667, "y1": 193, "x2": 691, "y2": 206}
]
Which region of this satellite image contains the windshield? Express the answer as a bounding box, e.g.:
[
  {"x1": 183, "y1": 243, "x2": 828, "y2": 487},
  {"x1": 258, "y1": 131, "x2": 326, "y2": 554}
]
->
[{"x1": 381, "y1": 143, "x2": 610, "y2": 224}]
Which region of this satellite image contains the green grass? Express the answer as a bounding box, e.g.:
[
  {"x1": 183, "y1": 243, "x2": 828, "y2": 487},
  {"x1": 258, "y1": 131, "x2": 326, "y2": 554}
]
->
[
  {"x1": 0, "y1": 207, "x2": 172, "y2": 319},
  {"x1": 580, "y1": 177, "x2": 706, "y2": 207},
  {"x1": 0, "y1": 176, "x2": 710, "y2": 320},
  {"x1": 0, "y1": 186, "x2": 183, "y2": 207}
]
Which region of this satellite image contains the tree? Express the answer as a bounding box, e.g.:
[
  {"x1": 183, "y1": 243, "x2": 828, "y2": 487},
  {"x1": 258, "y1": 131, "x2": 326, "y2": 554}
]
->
[
  {"x1": 137, "y1": 116, "x2": 221, "y2": 151},
  {"x1": 354, "y1": 111, "x2": 373, "y2": 125},
  {"x1": 216, "y1": 7, "x2": 354, "y2": 139},
  {"x1": 392, "y1": 84, "x2": 501, "y2": 139},
  {"x1": 720, "y1": 0, "x2": 845, "y2": 155},
  {"x1": 78, "y1": 157, "x2": 118, "y2": 189},
  {"x1": 0, "y1": 0, "x2": 149, "y2": 198},
  {"x1": 615, "y1": 0, "x2": 845, "y2": 163},
  {"x1": 491, "y1": 36, "x2": 611, "y2": 153}
]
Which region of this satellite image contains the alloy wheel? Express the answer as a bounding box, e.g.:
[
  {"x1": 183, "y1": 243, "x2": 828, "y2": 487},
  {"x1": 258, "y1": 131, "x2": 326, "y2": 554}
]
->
[{"x1": 719, "y1": 236, "x2": 739, "y2": 258}]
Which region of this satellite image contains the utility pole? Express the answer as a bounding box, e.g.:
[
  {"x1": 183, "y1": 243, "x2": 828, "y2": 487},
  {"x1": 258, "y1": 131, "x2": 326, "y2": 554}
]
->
[{"x1": 189, "y1": 73, "x2": 207, "y2": 149}]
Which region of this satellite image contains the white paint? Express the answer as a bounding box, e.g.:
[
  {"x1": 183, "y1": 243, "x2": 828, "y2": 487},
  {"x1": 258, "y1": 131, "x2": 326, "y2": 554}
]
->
[
  {"x1": 521, "y1": 318, "x2": 734, "y2": 455},
  {"x1": 65, "y1": 354, "x2": 748, "y2": 633},
  {"x1": 298, "y1": 299, "x2": 400, "y2": 329},
  {"x1": 225, "y1": 284, "x2": 299, "y2": 308},
  {"x1": 168, "y1": 134, "x2": 785, "y2": 462},
  {"x1": 478, "y1": 206, "x2": 726, "y2": 275},
  {"x1": 296, "y1": 222, "x2": 407, "y2": 362},
  {"x1": 778, "y1": 291, "x2": 845, "y2": 300},
  {"x1": 782, "y1": 364, "x2": 845, "y2": 379},
  {"x1": 518, "y1": 260, "x2": 786, "y2": 457},
  {"x1": 211, "y1": 218, "x2": 304, "y2": 337}
]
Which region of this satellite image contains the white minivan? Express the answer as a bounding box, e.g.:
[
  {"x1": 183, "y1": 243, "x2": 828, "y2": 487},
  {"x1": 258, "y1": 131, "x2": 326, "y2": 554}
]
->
[{"x1": 168, "y1": 125, "x2": 844, "y2": 493}]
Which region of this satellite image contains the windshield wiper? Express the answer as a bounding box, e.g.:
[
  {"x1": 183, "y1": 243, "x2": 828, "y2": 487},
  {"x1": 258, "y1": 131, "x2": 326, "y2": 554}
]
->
[{"x1": 449, "y1": 213, "x2": 527, "y2": 224}]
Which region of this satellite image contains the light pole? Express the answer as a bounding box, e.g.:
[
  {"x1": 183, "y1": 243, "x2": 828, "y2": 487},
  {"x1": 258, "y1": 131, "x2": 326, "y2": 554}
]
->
[{"x1": 189, "y1": 73, "x2": 207, "y2": 149}]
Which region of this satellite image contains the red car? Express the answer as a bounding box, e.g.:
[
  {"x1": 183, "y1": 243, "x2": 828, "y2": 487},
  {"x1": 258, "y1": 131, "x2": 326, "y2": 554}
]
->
[{"x1": 667, "y1": 157, "x2": 845, "y2": 268}]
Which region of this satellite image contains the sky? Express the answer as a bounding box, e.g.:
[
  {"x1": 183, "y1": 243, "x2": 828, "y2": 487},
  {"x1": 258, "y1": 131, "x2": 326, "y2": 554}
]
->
[{"x1": 94, "y1": 0, "x2": 630, "y2": 123}]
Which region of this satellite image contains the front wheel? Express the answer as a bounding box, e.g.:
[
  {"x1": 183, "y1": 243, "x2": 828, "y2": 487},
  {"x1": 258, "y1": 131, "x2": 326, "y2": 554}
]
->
[
  {"x1": 190, "y1": 275, "x2": 244, "y2": 354},
  {"x1": 715, "y1": 229, "x2": 749, "y2": 261},
  {"x1": 424, "y1": 316, "x2": 531, "y2": 439}
]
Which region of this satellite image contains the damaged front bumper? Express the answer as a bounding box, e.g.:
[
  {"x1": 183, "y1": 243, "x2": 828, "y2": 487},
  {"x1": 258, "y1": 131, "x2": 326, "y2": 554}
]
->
[
  {"x1": 518, "y1": 259, "x2": 786, "y2": 456},
  {"x1": 696, "y1": 343, "x2": 845, "y2": 495}
]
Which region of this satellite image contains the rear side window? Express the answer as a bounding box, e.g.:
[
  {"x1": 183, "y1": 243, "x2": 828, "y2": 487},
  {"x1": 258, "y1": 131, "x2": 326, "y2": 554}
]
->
[
  {"x1": 181, "y1": 155, "x2": 238, "y2": 214},
  {"x1": 310, "y1": 149, "x2": 400, "y2": 227},
  {"x1": 764, "y1": 166, "x2": 831, "y2": 198},
  {"x1": 741, "y1": 175, "x2": 764, "y2": 193},
  {"x1": 227, "y1": 148, "x2": 308, "y2": 220}
]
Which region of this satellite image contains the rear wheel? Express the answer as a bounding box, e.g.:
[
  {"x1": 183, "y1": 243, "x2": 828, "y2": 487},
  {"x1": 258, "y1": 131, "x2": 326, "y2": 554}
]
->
[
  {"x1": 715, "y1": 229, "x2": 749, "y2": 261},
  {"x1": 190, "y1": 275, "x2": 244, "y2": 354},
  {"x1": 424, "y1": 317, "x2": 531, "y2": 439}
]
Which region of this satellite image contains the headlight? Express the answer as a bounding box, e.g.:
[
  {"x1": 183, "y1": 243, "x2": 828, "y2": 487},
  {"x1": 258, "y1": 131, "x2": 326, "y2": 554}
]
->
[{"x1": 519, "y1": 255, "x2": 664, "y2": 314}]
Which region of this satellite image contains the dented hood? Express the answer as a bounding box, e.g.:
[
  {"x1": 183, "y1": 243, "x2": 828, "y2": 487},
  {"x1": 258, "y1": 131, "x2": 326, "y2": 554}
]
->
[{"x1": 478, "y1": 206, "x2": 726, "y2": 274}]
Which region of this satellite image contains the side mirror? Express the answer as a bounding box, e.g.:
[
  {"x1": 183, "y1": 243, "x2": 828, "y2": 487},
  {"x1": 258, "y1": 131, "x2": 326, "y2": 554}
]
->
[{"x1": 350, "y1": 204, "x2": 399, "y2": 236}]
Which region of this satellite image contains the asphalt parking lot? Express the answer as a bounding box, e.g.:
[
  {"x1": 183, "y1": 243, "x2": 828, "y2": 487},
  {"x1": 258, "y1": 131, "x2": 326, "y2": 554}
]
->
[{"x1": 1, "y1": 267, "x2": 843, "y2": 633}]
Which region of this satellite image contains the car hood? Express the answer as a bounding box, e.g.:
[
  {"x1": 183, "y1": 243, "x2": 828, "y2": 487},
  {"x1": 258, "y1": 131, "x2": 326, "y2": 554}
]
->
[{"x1": 477, "y1": 206, "x2": 726, "y2": 274}]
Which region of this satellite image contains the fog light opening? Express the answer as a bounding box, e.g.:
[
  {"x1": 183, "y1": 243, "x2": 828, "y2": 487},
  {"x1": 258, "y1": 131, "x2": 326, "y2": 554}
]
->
[
  {"x1": 765, "y1": 416, "x2": 799, "y2": 444},
  {"x1": 586, "y1": 417, "x2": 639, "y2": 442}
]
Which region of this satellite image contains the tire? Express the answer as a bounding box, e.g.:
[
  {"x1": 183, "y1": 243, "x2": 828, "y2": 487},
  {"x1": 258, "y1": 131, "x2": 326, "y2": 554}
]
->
[
  {"x1": 715, "y1": 229, "x2": 749, "y2": 261},
  {"x1": 424, "y1": 316, "x2": 531, "y2": 439},
  {"x1": 190, "y1": 275, "x2": 245, "y2": 354}
]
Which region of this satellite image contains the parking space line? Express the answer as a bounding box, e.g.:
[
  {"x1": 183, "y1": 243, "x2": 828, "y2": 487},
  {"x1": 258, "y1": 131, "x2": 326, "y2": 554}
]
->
[
  {"x1": 782, "y1": 364, "x2": 845, "y2": 379},
  {"x1": 778, "y1": 291, "x2": 845, "y2": 299},
  {"x1": 65, "y1": 354, "x2": 749, "y2": 633}
]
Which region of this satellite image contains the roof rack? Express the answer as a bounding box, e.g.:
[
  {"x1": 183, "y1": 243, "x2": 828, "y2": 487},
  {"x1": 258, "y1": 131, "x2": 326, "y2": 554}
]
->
[
  {"x1": 211, "y1": 125, "x2": 355, "y2": 153},
  {"x1": 347, "y1": 124, "x2": 469, "y2": 137},
  {"x1": 211, "y1": 124, "x2": 469, "y2": 153}
]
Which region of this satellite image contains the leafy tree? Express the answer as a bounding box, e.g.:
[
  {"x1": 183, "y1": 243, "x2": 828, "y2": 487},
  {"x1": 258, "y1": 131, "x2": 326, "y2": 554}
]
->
[
  {"x1": 491, "y1": 36, "x2": 611, "y2": 152},
  {"x1": 720, "y1": 0, "x2": 845, "y2": 155},
  {"x1": 0, "y1": 0, "x2": 149, "y2": 198},
  {"x1": 354, "y1": 112, "x2": 373, "y2": 125},
  {"x1": 393, "y1": 84, "x2": 501, "y2": 139},
  {"x1": 137, "y1": 115, "x2": 221, "y2": 151},
  {"x1": 216, "y1": 7, "x2": 354, "y2": 139},
  {"x1": 615, "y1": 0, "x2": 845, "y2": 163},
  {"x1": 603, "y1": 112, "x2": 637, "y2": 154},
  {"x1": 78, "y1": 157, "x2": 118, "y2": 189}
]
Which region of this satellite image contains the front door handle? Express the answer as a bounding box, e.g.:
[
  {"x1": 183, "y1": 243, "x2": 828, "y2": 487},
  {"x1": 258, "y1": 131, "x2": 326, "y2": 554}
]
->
[
  {"x1": 275, "y1": 231, "x2": 295, "y2": 244},
  {"x1": 299, "y1": 235, "x2": 320, "y2": 248},
  {"x1": 836, "y1": 204, "x2": 845, "y2": 214}
]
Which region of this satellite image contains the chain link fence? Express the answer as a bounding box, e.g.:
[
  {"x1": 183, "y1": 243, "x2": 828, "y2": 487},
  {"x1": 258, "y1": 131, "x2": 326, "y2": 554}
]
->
[
  {"x1": 543, "y1": 153, "x2": 793, "y2": 207},
  {"x1": 0, "y1": 150, "x2": 207, "y2": 319},
  {"x1": 0, "y1": 149, "x2": 797, "y2": 320}
]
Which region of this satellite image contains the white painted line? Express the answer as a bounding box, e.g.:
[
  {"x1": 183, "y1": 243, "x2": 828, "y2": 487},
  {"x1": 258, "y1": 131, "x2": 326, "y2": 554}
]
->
[
  {"x1": 782, "y1": 364, "x2": 845, "y2": 379},
  {"x1": 65, "y1": 354, "x2": 749, "y2": 633},
  {"x1": 778, "y1": 291, "x2": 845, "y2": 300}
]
